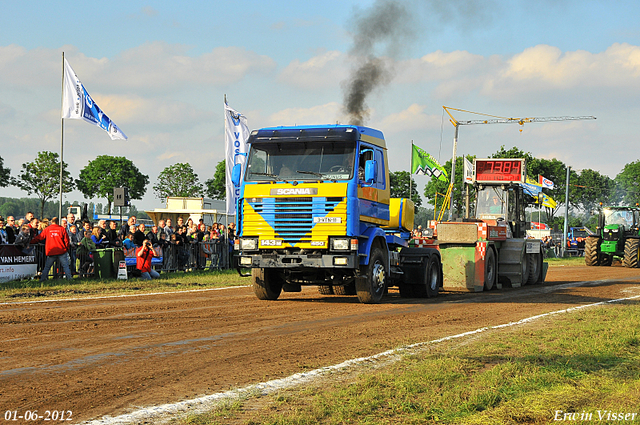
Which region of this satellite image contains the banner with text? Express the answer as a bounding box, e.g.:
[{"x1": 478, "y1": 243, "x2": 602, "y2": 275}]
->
[
  {"x1": 62, "y1": 58, "x2": 127, "y2": 140},
  {"x1": 0, "y1": 245, "x2": 37, "y2": 283},
  {"x1": 411, "y1": 144, "x2": 448, "y2": 182},
  {"x1": 224, "y1": 102, "x2": 249, "y2": 216}
]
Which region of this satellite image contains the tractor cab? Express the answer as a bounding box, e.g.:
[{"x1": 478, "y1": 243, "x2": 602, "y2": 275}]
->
[
  {"x1": 475, "y1": 183, "x2": 536, "y2": 239},
  {"x1": 586, "y1": 206, "x2": 640, "y2": 267}
]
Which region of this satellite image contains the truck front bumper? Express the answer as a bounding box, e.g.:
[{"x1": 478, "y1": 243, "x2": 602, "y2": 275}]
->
[{"x1": 238, "y1": 252, "x2": 359, "y2": 269}]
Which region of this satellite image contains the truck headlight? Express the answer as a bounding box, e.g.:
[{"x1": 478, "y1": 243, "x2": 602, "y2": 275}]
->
[
  {"x1": 240, "y1": 238, "x2": 258, "y2": 251},
  {"x1": 331, "y1": 238, "x2": 350, "y2": 251},
  {"x1": 239, "y1": 256, "x2": 253, "y2": 266}
]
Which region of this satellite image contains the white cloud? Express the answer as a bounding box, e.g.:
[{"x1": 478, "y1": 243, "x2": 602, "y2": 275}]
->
[
  {"x1": 268, "y1": 102, "x2": 343, "y2": 126},
  {"x1": 378, "y1": 104, "x2": 441, "y2": 131},
  {"x1": 0, "y1": 43, "x2": 277, "y2": 93},
  {"x1": 278, "y1": 50, "x2": 347, "y2": 89}
]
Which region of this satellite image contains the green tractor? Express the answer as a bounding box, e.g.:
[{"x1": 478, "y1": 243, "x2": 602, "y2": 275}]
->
[{"x1": 585, "y1": 206, "x2": 640, "y2": 267}]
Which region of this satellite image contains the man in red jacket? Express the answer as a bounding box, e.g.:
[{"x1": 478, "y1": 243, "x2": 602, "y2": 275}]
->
[
  {"x1": 136, "y1": 239, "x2": 160, "y2": 279},
  {"x1": 31, "y1": 217, "x2": 72, "y2": 281}
]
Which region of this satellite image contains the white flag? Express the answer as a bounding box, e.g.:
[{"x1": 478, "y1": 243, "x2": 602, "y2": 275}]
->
[
  {"x1": 62, "y1": 58, "x2": 127, "y2": 140},
  {"x1": 224, "y1": 101, "x2": 249, "y2": 216},
  {"x1": 463, "y1": 157, "x2": 474, "y2": 184}
]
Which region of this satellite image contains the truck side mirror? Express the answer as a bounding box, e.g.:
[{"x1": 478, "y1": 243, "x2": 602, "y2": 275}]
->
[
  {"x1": 364, "y1": 159, "x2": 377, "y2": 184},
  {"x1": 231, "y1": 163, "x2": 242, "y2": 187}
]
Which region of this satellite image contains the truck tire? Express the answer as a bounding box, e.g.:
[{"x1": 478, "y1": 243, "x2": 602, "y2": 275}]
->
[
  {"x1": 520, "y1": 249, "x2": 529, "y2": 286},
  {"x1": 584, "y1": 237, "x2": 601, "y2": 266},
  {"x1": 624, "y1": 239, "x2": 640, "y2": 268},
  {"x1": 356, "y1": 246, "x2": 386, "y2": 304},
  {"x1": 484, "y1": 248, "x2": 496, "y2": 291},
  {"x1": 526, "y1": 252, "x2": 542, "y2": 285},
  {"x1": 318, "y1": 285, "x2": 334, "y2": 295},
  {"x1": 252, "y1": 268, "x2": 283, "y2": 300},
  {"x1": 424, "y1": 255, "x2": 440, "y2": 298}
]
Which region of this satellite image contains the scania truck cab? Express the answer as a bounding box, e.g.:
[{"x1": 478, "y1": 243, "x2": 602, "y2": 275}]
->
[{"x1": 231, "y1": 125, "x2": 442, "y2": 303}]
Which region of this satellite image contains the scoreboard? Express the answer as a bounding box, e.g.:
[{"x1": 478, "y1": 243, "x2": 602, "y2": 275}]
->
[{"x1": 474, "y1": 158, "x2": 525, "y2": 183}]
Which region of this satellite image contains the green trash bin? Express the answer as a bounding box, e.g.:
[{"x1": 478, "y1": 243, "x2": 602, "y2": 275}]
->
[{"x1": 94, "y1": 249, "x2": 114, "y2": 279}]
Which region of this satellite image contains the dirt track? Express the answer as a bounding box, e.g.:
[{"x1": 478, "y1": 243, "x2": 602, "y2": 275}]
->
[{"x1": 2, "y1": 265, "x2": 640, "y2": 423}]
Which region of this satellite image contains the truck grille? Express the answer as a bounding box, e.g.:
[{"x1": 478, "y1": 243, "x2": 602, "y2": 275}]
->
[{"x1": 244, "y1": 197, "x2": 345, "y2": 244}]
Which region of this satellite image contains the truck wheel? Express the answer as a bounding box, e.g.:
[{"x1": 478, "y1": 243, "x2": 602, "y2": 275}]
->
[
  {"x1": 252, "y1": 268, "x2": 283, "y2": 300},
  {"x1": 520, "y1": 249, "x2": 529, "y2": 285},
  {"x1": 318, "y1": 285, "x2": 334, "y2": 295},
  {"x1": 356, "y1": 247, "x2": 386, "y2": 304},
  {"x1": 425, "y1": 255, "x2": 440, "y2": 298},
  {"x1": 624, "y1": 239, "x2": 640, "y2": 268},
  {"x1": 526, "y1": 253, "x2": 542, "y2": 284},
  {"x1": 584, "y1": 237, "x2": 601, "y2": 266},
  {"x1": 484, "y1": 248, "x2": 496, "y2": 291}
]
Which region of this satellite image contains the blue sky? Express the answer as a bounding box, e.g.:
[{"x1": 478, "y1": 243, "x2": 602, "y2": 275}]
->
[{"x1": 2, "y1": 0, "x2": 640, "y2": 213}]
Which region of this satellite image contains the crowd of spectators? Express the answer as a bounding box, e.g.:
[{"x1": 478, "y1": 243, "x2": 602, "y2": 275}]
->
[{"x1": 0, "y1": 212, "x2": 237, "y2": 281}]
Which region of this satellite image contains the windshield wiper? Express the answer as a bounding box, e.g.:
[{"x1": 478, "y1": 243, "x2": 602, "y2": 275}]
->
[
  {"x1": 251, "y1": 172, "x2": 286, "y2": 182},
  {"x1": 296, "y1": 170, "x2": 323, "y2": 177}
]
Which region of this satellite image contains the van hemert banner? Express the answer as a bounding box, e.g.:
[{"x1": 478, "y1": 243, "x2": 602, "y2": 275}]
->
[{"x1": 0, "y1": 245, "x2": 37, "y2": 283}]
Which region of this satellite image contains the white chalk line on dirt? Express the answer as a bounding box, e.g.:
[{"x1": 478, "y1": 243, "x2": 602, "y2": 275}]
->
[
  {"x1": 81, "y1": 291, "x2": 640, "y2": 425},
  {"x1": 0, "y1": 285, "x2": 251, "y2": 306},
  {"x1": 4, "y1": 273, "x2": 640, "y2": 307}
]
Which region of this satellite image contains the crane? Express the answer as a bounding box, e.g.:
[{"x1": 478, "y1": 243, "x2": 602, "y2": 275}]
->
[{"x1": 441, "y1": 106, "x2": 596, "y2": 221}]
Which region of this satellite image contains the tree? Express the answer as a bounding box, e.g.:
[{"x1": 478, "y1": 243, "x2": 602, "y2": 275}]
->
[
  {"x1": 615, "y1": 160, "x2": 640, "y2": 206},
  {"x1": 76, "y1": 155, "x2": 149, "y2": 214},
  {"x1": 153, "y1": 162, "x2": 204, "y2": 201},
  {"x1": 424, "y1": 155, "x2": 475, "y2": 218},
  {"x1": 205, "y1": 160, "x2": 226, "y2": 200},
  {"x1": 389, "y1": 171, "x2": 422, "y2": 207},
  {"x1": 17, "y1": 151, "x2": 74, "y2": 218},
  {"x1": 575, "y1": 169, "x2": 615, "y2": 216},
  {"x1": 0, "y1": 156, "x2": 13, "y2": 187}
]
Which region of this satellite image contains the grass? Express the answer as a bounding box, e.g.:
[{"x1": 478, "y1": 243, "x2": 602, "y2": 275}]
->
[
  {"x1": 546, "y1": 256, "x2": 587, "y2": 266},
  {"x1": 0, "y1": 269, "x2": 250, "y2": 301},
  {"x1": 178, "y1": 302, "x2": 640, "y2": 425}
]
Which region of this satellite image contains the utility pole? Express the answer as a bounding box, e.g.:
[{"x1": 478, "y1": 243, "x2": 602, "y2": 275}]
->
[{"x1": 562, "y1": 166, "x2": 571, "y2": 258}]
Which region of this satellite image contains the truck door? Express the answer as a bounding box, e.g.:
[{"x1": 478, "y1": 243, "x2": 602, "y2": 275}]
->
[{"x1": 358, "y1": 144, "x2": 389, "y2": 224}]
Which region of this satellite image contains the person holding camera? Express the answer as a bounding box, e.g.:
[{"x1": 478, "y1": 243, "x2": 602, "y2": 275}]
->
[{"x1": 136, "y1": 239, "x2": 159, "y2": 280}]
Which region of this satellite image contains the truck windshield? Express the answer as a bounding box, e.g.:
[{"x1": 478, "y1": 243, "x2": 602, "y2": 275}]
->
[
  {"x1": 604, "y1": 209, "x2": 636, "y2": 228},
  {"x1": 476, "y1": 187, "x2": 507, "y2": 219},
  {"x1": 245, "y1": 141, "x2": 356, "y2": 181}
]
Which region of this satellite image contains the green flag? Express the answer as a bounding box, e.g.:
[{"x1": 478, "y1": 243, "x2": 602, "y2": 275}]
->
[{"x1": 412, "y1": 144, "x2": 448, "y2": 182}]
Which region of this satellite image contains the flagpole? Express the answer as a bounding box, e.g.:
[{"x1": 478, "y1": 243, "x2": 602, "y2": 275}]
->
[
  {"x1": 223, "y1": 94, "x2": 228, "y2": 230},
  {"x1": 59, "y1": 51, "x2": 65, "y2": 220},
  {"x1": 409, "y1": 141, "x2": 413, "y2": 203}
]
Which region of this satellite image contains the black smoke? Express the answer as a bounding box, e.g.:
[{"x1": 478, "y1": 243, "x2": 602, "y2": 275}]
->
[{"x1": 342, "y1": 0, "x2": 413, "y2": 126}]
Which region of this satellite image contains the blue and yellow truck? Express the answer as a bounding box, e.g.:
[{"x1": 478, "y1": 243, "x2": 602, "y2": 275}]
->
[{"x1": 231, "y1": 125, "x2": 442, "y2": 303}]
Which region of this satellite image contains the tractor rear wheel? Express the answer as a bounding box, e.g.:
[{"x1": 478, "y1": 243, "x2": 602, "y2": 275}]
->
[
  {"x1": 584, "y1": 236, "x2": 601, "y2": 266},
  {"x1": 624, "y1": 239, "x2": 640, "y2": 268}
]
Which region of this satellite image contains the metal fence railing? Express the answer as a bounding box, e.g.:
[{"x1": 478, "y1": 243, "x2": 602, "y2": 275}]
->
[{"x1": 4, "y1": 239, "x2": 234, "y2": 281}]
